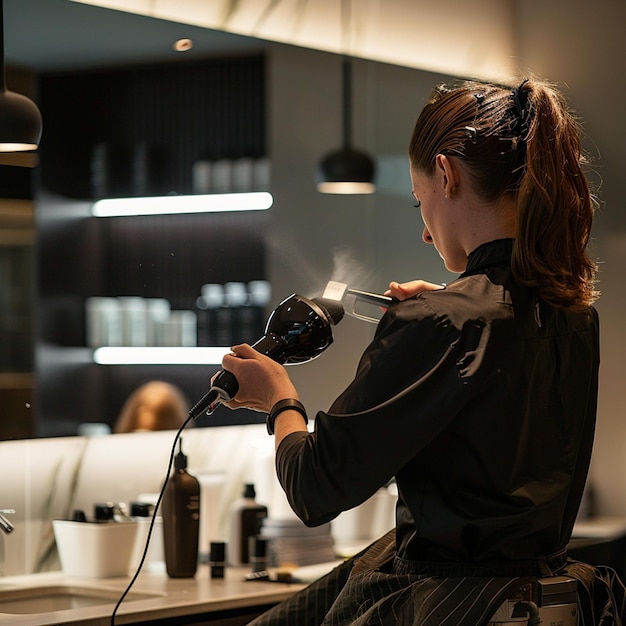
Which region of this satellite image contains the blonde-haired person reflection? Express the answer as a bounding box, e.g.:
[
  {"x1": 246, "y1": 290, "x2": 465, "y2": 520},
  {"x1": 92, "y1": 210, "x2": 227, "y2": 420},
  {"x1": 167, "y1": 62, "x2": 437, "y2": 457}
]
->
[{"x1": 114, "y1": 381, "x2": 189, "y2": 433}]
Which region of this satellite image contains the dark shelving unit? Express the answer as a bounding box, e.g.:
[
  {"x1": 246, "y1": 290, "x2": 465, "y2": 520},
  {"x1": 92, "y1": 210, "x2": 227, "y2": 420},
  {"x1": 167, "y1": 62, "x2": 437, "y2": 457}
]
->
[{"x1": 34, "y1": 54, "x2": 271, "y2": 436}]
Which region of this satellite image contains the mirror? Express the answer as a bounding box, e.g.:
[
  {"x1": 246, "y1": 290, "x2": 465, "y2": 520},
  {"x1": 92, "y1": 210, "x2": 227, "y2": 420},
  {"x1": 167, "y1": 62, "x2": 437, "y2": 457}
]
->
[
  {"x1": 1, "y1": 0, "x2": 454, "y2": 439},
  {"x1": 2, "y1": 0, "x2": 272, "y2": 438}
]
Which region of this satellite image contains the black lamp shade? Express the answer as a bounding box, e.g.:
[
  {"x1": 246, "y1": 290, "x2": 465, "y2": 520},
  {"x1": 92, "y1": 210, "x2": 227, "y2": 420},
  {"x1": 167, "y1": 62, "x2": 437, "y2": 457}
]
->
[
  {"x1": 0, "y1": 89, "x2": 42, "y2": 151},
  {"x1": 316, "y1": 56, "x2": 376, "y2": 195},
  {"x1": 316, "y1": 147, "x2": 376, "y2": 194},
  {"x1": 0, "y1": 0, "x2": 43, "y2": 151}
]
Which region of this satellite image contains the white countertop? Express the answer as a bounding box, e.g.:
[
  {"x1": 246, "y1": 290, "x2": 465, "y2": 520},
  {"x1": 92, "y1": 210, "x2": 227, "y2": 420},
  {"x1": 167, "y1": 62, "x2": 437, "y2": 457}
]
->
[
  {"x1": 0, "y1": 565, "x2": 307, "y2": 625},
  {"x1": 572, "y1": 516, "x2": 626, "y2": 540}
]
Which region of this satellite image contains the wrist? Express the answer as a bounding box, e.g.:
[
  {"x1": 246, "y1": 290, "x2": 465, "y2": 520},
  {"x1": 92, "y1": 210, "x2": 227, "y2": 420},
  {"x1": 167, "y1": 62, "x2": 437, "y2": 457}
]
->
[{"x1": 267, "y1": 398, "x2": 308, "y2": 435}]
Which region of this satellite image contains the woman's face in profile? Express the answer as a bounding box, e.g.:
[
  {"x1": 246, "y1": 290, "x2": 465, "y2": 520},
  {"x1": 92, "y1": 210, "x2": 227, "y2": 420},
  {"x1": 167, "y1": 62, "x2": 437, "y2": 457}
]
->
[{"x1": 410, "y1": 164, "x2": 467, "y2": 274}]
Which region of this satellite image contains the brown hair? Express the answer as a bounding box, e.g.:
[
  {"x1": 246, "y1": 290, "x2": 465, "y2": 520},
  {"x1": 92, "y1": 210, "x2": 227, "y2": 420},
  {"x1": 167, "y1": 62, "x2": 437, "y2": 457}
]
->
[
  {"x1": 409, "y1": 78, "x2": 598, "y2": 308},
  {"x1": 114, "y1": 381, "x2": 189, "y2": 434}
]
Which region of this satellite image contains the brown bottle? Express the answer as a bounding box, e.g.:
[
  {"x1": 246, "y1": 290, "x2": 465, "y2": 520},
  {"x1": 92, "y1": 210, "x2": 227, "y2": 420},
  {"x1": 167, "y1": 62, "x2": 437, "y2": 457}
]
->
[
  {"x1": 162, "y1": 438, "x2": 200, "y2": 578},
  {"x1": 228, "y1": 483, "x2": 268, "y2": 566}
]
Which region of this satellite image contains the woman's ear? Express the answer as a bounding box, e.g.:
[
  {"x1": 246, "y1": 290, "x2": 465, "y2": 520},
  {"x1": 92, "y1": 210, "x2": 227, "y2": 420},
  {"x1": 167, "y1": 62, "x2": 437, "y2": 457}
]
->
[{"x1": 435, "y1": 154, "x2": 459, "y2": 199}]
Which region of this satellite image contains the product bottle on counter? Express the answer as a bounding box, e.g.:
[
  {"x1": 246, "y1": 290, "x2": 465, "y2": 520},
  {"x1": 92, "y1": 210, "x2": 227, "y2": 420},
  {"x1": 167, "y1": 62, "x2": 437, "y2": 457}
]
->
[
  {"x1": 129, "y1": 501, "x2": 165, "y2": 573},
  {"x1": 161, "y1": 438, "x2": 200, "y2": 578},
  {"x1": 229, "y1": 483, "x2": 268, "y2": 566}
]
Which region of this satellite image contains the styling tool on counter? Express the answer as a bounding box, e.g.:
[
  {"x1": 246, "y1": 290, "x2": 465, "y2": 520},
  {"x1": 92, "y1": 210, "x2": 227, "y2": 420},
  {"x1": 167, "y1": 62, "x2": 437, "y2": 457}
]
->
[
  {"x1": 243, "y1": 560, "x2": 344, "y2": 584},
  {"x1": 188, "y1": 293, "x2": 344, "y2": 418}
]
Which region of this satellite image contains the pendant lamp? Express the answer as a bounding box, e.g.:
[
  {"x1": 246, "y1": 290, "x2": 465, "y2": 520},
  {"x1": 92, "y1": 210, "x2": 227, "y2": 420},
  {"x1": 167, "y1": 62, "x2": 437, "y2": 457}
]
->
[
  {"x1": 0, "y1": 0, "x2": 42, "y2": 151},
  {"x1": 316, "y1": 58, "x2": 376, "y2": 194}
]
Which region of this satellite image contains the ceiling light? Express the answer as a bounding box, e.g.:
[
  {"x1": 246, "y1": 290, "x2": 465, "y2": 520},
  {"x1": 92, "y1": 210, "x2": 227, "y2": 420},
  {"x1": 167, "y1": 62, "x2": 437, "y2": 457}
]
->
[
  {"x1": 316, "y1": 145, "x2": 376, "y2": 194},
  {"x1": 93, "y1": 347, "x2": 230, "y2": 365},
  {"x1": 0, "y1": 0, "x2": 42, "y2": 152},
  {"x1": 91, "y1": 191, "x2": 273, "y2": 217},
  {"x1": 316, "y1": 59, "x2": 376, "y2": 194},
  {"x1": 173, "y1": 38, "x2": 193, "y2": 52}
]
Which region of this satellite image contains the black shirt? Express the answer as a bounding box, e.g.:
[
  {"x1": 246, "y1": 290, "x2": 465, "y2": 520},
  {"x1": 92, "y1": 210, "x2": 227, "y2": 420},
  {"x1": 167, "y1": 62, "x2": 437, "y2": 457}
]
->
[{"x1": 276, "y1": 239, "x2": 599, "y2": 567}]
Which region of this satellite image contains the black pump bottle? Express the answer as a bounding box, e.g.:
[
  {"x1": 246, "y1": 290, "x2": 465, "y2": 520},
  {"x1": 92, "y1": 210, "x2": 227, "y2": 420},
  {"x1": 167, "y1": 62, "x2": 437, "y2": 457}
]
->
[{"x1": 162, "y1": 438, "x2": 200, "y2": 578}]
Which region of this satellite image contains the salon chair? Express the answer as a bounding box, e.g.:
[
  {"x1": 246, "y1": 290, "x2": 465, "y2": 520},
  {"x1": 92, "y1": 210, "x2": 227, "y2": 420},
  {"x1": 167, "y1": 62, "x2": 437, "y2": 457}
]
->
[{"x1": 487, "y1": 576, "x2": 578, "y2": 625}]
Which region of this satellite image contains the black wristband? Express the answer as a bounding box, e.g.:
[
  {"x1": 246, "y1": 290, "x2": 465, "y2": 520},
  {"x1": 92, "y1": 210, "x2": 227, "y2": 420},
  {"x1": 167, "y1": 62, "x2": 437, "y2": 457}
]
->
[{"x1": 267, "y1": 399, "x2": 308, "y2": 435}]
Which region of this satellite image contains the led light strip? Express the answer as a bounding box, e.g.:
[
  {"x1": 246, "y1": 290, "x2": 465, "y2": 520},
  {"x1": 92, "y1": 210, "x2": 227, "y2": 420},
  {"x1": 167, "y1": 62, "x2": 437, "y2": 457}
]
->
[
  {"x1": 93, "y1": 346, "x2": 231, "y2": 365},
  {"x1": 91, "y1": 192, "x2": 273, "y2": 217}
]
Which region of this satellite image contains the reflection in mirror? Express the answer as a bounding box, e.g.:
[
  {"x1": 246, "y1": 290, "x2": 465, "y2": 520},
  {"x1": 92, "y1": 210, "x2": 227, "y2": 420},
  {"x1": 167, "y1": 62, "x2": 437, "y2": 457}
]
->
[
  {"x1": 2, "y1": 0, "x2": 272, "y2": 438},
  {"x1": 112, "y1": 381, "x2": 189, "y2": 434},
  {"x1": 3, "y1": 0, "x2": 449, "y2": 439}
]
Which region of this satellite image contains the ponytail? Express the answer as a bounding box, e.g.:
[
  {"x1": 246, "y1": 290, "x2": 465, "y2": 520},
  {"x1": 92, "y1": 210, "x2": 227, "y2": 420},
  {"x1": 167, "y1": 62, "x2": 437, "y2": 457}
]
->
[{"x1": 512, "y1": 81, "x2": 598, "y2": 308}]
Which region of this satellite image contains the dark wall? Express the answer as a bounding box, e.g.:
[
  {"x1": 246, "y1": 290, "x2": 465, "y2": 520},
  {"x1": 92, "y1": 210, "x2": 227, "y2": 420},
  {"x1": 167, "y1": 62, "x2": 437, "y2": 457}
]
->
[
  {"x1": 35, "y1": 54, "x2": 269, "y2": 436},
  {"x1": 39, "y1": 54, "x2": 266, "y2": 199}
]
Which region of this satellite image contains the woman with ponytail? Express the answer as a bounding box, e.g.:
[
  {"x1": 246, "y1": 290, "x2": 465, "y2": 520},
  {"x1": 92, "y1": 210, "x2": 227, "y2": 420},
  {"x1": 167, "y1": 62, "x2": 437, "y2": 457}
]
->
[
  {"x1": 406, "y1": 79, "x2": 598, "y2": 309},
  {"x1": 219, "y1": 79, "x2": 620, "y2": 624}
]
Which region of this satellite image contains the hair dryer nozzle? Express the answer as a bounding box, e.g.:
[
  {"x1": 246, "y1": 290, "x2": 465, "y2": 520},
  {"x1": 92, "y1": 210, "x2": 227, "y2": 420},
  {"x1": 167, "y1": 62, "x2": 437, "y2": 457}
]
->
[
  {"x1": 254, "y1": 293, "x2": 344, "y2": 365},
  {"x1": 311, "y1": 297, "x2": 344, "y2": 326}
]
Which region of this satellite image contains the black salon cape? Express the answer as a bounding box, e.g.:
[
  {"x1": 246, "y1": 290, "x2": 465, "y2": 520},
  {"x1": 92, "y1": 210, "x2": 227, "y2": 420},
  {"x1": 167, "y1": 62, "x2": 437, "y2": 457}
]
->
[
  {"x1": 277, "y1": 239, "x2": 600, "y2": 570},
  {"x1": 248, "y1": 528, "x2": 626, "y2": 625}
]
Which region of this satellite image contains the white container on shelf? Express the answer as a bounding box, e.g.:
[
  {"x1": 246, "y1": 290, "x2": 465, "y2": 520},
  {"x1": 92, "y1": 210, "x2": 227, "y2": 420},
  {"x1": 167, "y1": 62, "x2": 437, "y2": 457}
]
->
[
  {"x1": 223, "y1": 282, "x2": 249, "y2": 307},
  {"x1": 248, "y1": 280, "x2": 271, "y2": 307},
  {"x1": 118, "y1": 296, "x2": 148, "y2": 346},
  {"x1": 156, "y1": 310, "x2": 197, "y2": 347},
  {"x1": 200, "y1": 283, "x2": 224, "y2": 308},
  {"x1": 145, "y1": 298, "x2": 171, "y2": 346},
  {"x1": 211, "y1": 159, "x2": 233, "y2": 193},
  {"x1": 85, "y1": 297, "x2": 122, "y2": 347},
  {"x1": 192, "y1": 160, "x2": 212, "y2": 194},
  {"x1": 232, "y1": 157, "x2": 254, "y2": 192},
  {"x1": 253, "y1": 157, "x2": 271, "y2": 190}
]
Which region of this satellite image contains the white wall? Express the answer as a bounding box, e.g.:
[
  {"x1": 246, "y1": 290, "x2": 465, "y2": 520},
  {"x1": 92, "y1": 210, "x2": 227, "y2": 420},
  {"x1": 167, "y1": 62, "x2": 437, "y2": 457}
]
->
[
  {"x1": 74, "y1": 0, "x2": 518, "y2": 80},
  {"x1": 515, "y1": 0, "x2": 626, "y2": 515},
  {"x1": 266, "y1": 44, "x2": 454, "y2": 414}
]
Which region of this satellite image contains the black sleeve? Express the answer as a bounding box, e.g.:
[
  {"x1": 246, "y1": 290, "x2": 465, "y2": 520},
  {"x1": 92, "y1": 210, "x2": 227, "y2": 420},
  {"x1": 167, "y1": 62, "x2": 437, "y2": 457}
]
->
[{"x1": 274, "y1": 296, "x2": 490, "y2": 526}]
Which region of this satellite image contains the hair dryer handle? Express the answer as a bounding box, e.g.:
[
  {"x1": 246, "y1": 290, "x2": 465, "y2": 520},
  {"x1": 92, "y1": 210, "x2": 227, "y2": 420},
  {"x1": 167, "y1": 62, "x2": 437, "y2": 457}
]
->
[
  {"x1": 210, "y1": 369, "x2": 239, "y2": 402},
  {"x1": 188, "y1": 369, "x2": 239, "y2": 419}
]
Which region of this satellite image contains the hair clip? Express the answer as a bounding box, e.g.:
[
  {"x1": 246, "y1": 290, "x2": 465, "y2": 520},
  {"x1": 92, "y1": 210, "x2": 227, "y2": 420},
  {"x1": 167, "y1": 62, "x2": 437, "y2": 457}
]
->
[
  {"x1": 464, "y1": 126, "x2": 477, "y2": 143},
  {"x1": 511, "y1": 79, "x2": 530, "y2": 119},
  {"x1": 511, "y1": 79, "x2": 531, "y2": 140}
]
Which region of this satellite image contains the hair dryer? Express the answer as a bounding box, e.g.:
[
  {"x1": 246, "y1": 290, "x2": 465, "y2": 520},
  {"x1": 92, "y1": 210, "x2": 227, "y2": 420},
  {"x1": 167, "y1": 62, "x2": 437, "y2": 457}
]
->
[{"x1": 189, "y1": 293, "x2": 344, "y2": 419}]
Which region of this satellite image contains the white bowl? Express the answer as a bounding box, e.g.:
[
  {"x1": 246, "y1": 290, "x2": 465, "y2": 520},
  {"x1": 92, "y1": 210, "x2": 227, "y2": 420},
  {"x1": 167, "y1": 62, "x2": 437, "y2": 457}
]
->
[{"x1": 53, "y1": 520, "x2": 138, "y2": 578}]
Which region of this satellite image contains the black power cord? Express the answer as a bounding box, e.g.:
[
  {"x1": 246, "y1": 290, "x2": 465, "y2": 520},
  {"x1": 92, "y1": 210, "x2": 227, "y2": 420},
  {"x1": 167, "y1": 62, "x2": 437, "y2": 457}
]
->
[{"x1": 110, "y1": 413, "x2": 194, "y2": 626}]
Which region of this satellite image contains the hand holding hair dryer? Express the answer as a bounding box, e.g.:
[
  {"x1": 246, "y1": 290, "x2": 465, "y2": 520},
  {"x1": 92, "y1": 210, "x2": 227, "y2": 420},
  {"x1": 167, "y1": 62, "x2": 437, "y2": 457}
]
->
[{"x1": 189, "y1": 293, "x2": 345, "y2": 419}]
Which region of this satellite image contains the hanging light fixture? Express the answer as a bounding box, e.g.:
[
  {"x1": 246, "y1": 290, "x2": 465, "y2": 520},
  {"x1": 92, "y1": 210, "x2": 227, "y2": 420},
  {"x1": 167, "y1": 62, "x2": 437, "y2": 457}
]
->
[
  {"x1": 316, "y1": 0, "x2": 375, "y2": 194},
  {"x1": 316, "y1": 59, "x2": 376, "y2": 194},
  {"x1": 0, "y1": 0, "x2": 42, "y2": 152}
]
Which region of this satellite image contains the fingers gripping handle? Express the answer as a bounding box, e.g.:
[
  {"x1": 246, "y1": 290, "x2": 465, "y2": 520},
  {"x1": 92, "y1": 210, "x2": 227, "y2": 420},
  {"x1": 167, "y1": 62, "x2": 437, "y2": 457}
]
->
[{"x1": 188, "y1": 370, "x2": 239, "y2": 419}]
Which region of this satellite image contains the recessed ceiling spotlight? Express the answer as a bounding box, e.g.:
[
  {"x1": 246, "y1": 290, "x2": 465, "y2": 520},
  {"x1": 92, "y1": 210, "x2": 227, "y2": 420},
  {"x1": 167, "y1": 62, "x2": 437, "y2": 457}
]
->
[{"x1": 173, "y1": 38, "x2": 193, "y2": 52}]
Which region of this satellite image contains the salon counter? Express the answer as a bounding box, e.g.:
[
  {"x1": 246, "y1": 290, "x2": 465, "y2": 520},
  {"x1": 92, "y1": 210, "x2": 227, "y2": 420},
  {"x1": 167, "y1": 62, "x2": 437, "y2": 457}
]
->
[{"x1": 0, "y1": 565, "x2": 307, "y2": 625}]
